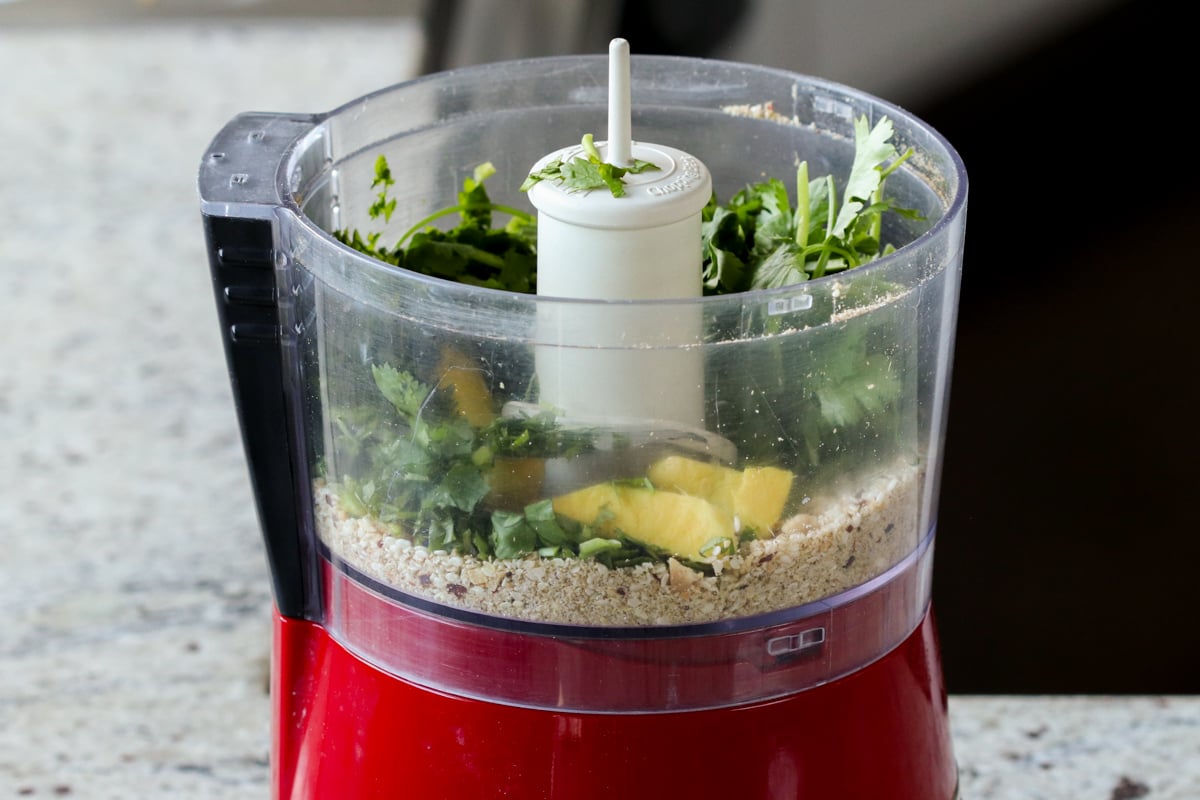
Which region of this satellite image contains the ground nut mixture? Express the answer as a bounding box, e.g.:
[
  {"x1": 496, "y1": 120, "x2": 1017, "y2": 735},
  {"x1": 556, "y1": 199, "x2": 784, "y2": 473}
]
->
[{"x1": 314, "y1": 464, "x2": 921, "y2": 626}]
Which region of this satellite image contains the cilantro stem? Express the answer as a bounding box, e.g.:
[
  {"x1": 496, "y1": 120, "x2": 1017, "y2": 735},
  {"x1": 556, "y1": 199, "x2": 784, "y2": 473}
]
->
[
  {"x1": 877, "y1": 146, "x2": 915, "y2": 181},
  {"x1": 396, "y1": 203, "x2": 535, "y2": 249},
  {"x1": 801, "y1": 242, "x2": 859, "y2": 273},
  {"x1": 822, "y1": 174, "x2": 836, "y2": 243},
  {"x1": 871, "y1": 147, "x2": 914, "y2": 244},
  {"x1": 581, "y1": 133, "x2": 602, "y2": 163},
  {"x1": 795, "y1": 161, "x2": 810, "y2": 248}
]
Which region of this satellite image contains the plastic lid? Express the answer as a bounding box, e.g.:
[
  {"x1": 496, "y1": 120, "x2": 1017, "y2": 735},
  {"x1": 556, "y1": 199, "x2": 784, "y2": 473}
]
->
[{"x1": 525, "y1": 140, "x2": 711, "y2": 230}]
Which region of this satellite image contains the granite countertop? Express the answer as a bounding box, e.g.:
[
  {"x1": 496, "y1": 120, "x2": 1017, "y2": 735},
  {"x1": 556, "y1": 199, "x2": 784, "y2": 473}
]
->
[{"x1": 1, "y1": 22, "x2": 1196, "y2": 800}]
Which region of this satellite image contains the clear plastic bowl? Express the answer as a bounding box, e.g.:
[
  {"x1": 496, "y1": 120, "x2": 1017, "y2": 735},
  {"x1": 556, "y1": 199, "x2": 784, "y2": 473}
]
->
[{"x1": 199, "y1": 54, "x2": 967, "y2": 710}]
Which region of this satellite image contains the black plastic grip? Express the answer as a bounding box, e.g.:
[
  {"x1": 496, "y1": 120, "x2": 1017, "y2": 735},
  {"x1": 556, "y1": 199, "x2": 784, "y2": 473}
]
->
[{"x1": 202, "y1": 213, "x2": 319, "y2": 620}]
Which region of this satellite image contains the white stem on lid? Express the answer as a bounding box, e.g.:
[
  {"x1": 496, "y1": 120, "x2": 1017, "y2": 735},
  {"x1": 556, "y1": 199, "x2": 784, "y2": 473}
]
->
[{"x1": 607, "y1": 38, "x2": 632, "y2": 167}]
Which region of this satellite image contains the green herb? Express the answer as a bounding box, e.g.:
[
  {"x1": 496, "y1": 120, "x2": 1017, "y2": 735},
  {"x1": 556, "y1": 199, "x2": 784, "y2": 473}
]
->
[
  {"x1": 335, "y1": 161, "x2": 539, "y2": 293},
  {"x1": 490, "y1": 511, "x2": 538, "y2": 559},
  {"x1": 693, "y1": 116, "x2": 921, "y2": 476},
  {"x1": 330, "y1": 364, "x2": 681, "y2": 565},
  {"x1": 520, "y1": 133, "x2": 660, "y2": 198},
  {"x1": 701, "y1": 115, "x2": 920, "y2": 295},
  {"x1": 368, "y1": 154, "x2": 397, "y2": 223}
]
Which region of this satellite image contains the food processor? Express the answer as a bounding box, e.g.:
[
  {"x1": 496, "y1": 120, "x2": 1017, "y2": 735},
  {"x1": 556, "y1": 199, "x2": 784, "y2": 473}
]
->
[{"x1": 198, "y1": 45, "x2": 967, "y2": 799}]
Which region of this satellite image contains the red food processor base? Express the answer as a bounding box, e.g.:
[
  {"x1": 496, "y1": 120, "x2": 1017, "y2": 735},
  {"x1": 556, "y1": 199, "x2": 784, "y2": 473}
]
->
[{"x1": 271, "y1": 609, "x2": 957, "y2": 799}]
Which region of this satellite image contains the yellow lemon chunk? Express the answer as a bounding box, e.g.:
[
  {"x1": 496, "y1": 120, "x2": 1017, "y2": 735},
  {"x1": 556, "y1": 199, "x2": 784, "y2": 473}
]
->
[
  {"x1": 436, "y1": 345, "x2": 496, "y2": 427},
  {"x1": 552, "y1": 482, "x2": 735, "y2": 561},
  {"x1": 647, "y1": 456, "x2": 794, "y2": 537}
]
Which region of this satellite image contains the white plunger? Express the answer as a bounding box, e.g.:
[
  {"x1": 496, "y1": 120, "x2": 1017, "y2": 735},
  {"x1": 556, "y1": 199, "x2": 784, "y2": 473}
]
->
[{"x1": 527, "y1": 38, "x2": 712, "y2": 431}]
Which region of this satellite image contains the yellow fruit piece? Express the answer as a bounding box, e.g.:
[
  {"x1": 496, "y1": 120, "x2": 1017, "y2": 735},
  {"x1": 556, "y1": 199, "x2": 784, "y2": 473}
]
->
[
  {"x1": 647, "y1": 456, "x2": 794, "y2": 537},
  {"x1": 552, "y1": 482, "x2": 735, "y2": 561},
  {"x1": 648, "y1": 455, "x2": 736, "y2": 501},
  {"x1": 485, "y1": 457, "x2": 545, "y2": 510},
  {"x1": 733, "y1": 466, "x2": 795, "y2": 536},
  {"x1": 436, "y1": 346, "x2": 495, "y2": 427}
]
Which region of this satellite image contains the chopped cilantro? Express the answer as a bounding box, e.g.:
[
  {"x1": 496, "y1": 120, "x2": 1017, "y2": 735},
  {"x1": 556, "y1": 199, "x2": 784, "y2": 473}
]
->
[
  {"x1": 701, "y1": 116, "x2": 919, "y2": 294},
  {"x1": 520, "y1": 133, "x2": 660, "y2": 197},
  {"x1": 335, "y1": 161, "x2": 539, "y2": 292}
]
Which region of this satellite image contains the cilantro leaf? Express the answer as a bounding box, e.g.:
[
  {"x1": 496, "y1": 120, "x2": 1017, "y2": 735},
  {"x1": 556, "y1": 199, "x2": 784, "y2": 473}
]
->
[
  {"x1": 748, "y1": 242, "x2": 808, "y2": 290},
  {"x1": 491, "y1": 511, "x2": 538, "y2": 559},
  {"x1": 427, "y1": 461, "x2": 490, "y2": 512},
  {"x1": 701, "y1": 204, "x2": 752, "y2": 293},
  {"x1": 843, "y1": 115, "x2": 897, "y2": 208},
  {"x1": 372, "y1": 364, "x2": 429, "y2": 421},
  {"x1": 336, "y1": 159, "x2": 538, "y2": 292},
  {"x1": 458, "y1": 161, "x2": 498, "y2": 230},
  {"x1": 368, "y1": 154, "x2": 397, "y2": 222},
  {"x1": 480, "y1": 412, "x2": 597, "y2": 460},
  {"x1": 523, "y1": 499, "x2": 572, "y2": 546},
  {"x1": 700, "y1": 114, "x2": 919, "y2": 292},
  {"x1": 521, "y1": 133, "x2": 660, "y2": 198}
]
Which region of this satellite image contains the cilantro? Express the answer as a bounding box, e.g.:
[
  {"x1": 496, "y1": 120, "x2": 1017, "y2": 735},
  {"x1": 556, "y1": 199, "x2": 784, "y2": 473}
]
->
[
  {"x1": 368, "y1": 154, "x2": 397, "y2": 223},
  {"x1": 329, "y1": 363, "x2": 670, "y2": 565},
  {"x1": 427, "y1": 461, "x2": 489, "y2": 512},
  {"x1": 335, "y1": 160, "x2": 538, "y2": 293},
  {"x1": 372, "y1": 364, "x2": 430, "y2": 420},
  {"x1": 578, "y1": 537, "x2": 623, "y2": 559},
  {"x1": 520, "y1": 133, "x2": 660, "y2": 198},
  {"x1": 701, "y1": 115, "x2": 919, "y2": 293},
  {"x1": 491, "y1": 511, "x2": 538, "y2": 559},
  {"x1": 481, "y1": 412, "x2": 598, "y2": 460},
  {"x1": 523, "y1": 499, "x2": 571, "y2": 546}
]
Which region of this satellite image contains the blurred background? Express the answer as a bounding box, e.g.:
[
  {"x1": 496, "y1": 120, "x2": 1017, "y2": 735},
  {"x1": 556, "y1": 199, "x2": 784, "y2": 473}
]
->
[{"x1": 2, "y1": 0, "x2": 1192, "y2": 696}]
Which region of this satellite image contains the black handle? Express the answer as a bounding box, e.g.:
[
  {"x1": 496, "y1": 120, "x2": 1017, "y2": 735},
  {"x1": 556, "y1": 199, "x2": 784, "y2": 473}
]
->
[{"x1": 198, "y1": 113, "x2": 322, "y2": 620}]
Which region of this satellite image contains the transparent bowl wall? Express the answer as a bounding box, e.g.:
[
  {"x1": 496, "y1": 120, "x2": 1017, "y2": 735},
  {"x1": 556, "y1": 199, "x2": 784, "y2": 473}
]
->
[{"x1": 274, "y1": 56, "x2": 966, "y2": 706}]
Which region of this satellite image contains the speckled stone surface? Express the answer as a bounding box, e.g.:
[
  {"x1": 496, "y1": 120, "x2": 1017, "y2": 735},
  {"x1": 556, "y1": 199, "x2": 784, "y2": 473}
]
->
[
  {"x1": 0, "y1": 22, "x2": 421, "y2": 799},
  {"x1": 1, "y1": 22, "x2": 1197, "y2": 800},
  {"x1": 951, "y1": 696, "x2": 1200, "y2": 799}
]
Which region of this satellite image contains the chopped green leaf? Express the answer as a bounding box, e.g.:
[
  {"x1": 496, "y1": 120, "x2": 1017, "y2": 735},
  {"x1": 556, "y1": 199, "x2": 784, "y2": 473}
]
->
[
  {"x1": 700, "y1": 114, "x2": 920, "y2": 292},
  {"x1": 524, "y1": 498, "x2": 572, "y2": 546},
  {"x1": 335, "y1": 158, "x2": 537, "y2": 292},
  {"x1": 579, "y1": 537, "x2": 622, "y2": 559},
  {"x1": 372, "y1": 364, "x2": 429, "y2": 421},
  {"x1": 521, "y1": 133, "x2": 660, "y2": 198},
  {"x1": 427, "y1": 461, "x2": 489, "y2": 512},
  {"x1": 369, "y1": 154, "x2": 397, "y2": 222},
  {"x1": 491, "y1": 511, "x2": 538, "y2": 559}
]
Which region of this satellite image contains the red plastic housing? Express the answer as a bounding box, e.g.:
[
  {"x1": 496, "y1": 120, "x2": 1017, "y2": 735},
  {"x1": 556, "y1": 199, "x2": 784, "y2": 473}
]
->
[{"x1": 271, "y1": 609, "x2": 957, "y2": 799}]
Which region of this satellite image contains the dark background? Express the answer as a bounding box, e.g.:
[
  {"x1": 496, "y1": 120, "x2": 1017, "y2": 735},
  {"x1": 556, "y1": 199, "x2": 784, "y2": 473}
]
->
[
  {"x1": 913, "y1": 1, "x2": 1196, "y2": 694},
  {"x1": 616, "y1": 0, "x2": 1198, "y2": 694}
]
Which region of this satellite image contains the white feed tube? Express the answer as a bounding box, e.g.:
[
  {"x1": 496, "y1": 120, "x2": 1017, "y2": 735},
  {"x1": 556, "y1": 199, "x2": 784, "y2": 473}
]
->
[{"x1": 527, "y1": 39, "x2": 712, "y2": 432}]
